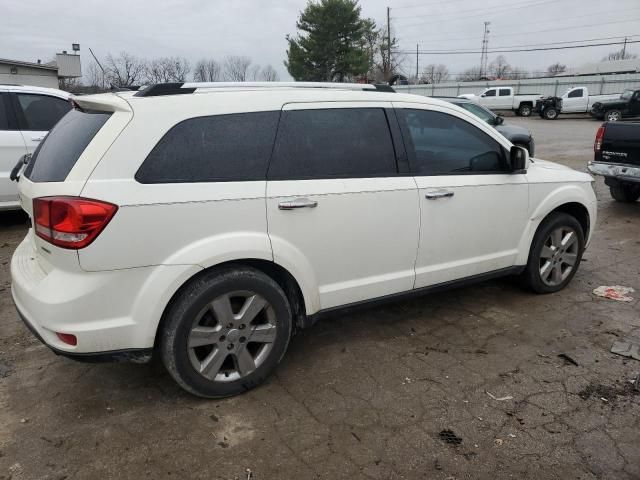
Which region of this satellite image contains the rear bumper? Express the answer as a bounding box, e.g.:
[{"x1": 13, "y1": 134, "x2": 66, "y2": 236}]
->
[
  {"x1": 588, "y1": 162, "x2": 640, "y2": 184},
  {"x1": 10, "y1": 233, "x2": 199, "y2": 357}
]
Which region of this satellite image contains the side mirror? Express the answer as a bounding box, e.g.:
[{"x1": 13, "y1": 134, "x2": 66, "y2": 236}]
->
[
  {"x1": 509, "y1": 145, "x2": 529, "y2": 173},
  {"x1": 480, "y1": 94, "x2": 486, "y2": 97},
  {"x1": 494, "y1": 116, "x2": 504, "y2": 125}
]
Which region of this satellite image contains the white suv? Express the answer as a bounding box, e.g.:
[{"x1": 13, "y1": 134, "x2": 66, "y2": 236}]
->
[
  {"x1": 0, "y1": 85, "x2": 71, "y2": 210},
  {"x1": 11, "y1": 82, "x2": 597, "y2": 398}
]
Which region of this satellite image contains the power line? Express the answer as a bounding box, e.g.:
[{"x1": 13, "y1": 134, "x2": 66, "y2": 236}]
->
[
  {"x1": 391, "y1": 0, "x2": 467, "y2": 10},
  {"x1": 393, "y1": 0, "x2": 556, "y2": 21},
  {"x1": 405, "y1": 35, "x2": 640, "y2": 50},
  {"x1": 393, "y1": 39, "x2": 640, "y2": 55}
]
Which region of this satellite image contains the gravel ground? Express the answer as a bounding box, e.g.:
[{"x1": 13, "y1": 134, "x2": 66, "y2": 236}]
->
[{"x1": 1, "y1": 115, "x2": 639, "y2": 480}]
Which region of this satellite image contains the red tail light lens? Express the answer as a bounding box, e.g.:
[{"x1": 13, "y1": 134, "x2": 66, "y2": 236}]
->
[
  {"x1": 56, "y1": 332, "x2": 77, "y2": 346},
  {"x1": 33, "y1": 196, "x2": 118, "y2": 249},
  {"x1": 594, "y1": 124, "x2": 605, "y2": 152}
]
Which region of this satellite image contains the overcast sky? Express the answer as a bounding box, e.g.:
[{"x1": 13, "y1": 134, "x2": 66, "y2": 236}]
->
[{"x1": 3, "y1": 0, "x2": 640, "y2": 81}]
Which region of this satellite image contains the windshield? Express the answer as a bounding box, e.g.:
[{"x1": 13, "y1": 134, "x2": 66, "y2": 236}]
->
[
  {"x1": 621, "y1": 89, "x2": 633, "y2": 100},
  {"x1": 455, "y1": 102, "x2": 496, "y2": 125}
]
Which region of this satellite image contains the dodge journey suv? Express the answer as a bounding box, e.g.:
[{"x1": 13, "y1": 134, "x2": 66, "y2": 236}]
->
[{"x1": 11, "y1": 82, "x2": 597, "y2": 398}]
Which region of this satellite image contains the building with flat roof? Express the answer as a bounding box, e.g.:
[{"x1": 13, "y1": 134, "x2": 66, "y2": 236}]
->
[{"x1": 0, "y1": 51, "x2": 81, "y2": 88}]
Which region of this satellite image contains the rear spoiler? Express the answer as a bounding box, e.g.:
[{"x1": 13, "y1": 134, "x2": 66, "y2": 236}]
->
[{"x1": 70, "y1": 93, "x2": 133, "y2": 113}]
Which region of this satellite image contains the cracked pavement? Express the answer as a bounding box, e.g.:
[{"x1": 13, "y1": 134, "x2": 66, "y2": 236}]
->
[{"x1": 0, "y1": 117, "x2": 639, "y2": 479}]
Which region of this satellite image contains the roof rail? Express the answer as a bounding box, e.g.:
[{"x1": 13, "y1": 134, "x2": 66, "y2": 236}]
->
[{"x1": 134, "y1": 82, "x2": 394, "y2": 97}]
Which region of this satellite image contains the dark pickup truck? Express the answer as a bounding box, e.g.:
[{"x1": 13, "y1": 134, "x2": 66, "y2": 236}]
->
[
  {"x1": 588, "y1": 122, "x2": 640, "y2": 202},
  {"x1": 590, "y1": 89, "x2": 640, "y2": 122}
]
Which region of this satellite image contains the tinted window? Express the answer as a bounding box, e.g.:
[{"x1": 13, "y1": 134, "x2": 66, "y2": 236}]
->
[
  {"x1": 24, "y1": 109, "x2": 111, "y2": 182},
  {"x1": 136, "y1": 111, "x2": 279, "y2": 183},
  {"x1": 399, "y1": 109, "x2": 507, "y2": 175},
  {"x1": 17, "y1": 94, "x2": 70, "y2": 131},
  {"x1": 456, "y1": 102, "x2": 495, "y2": 124},
  {"x1": 568, "y1": 89, "x2": 583, "y2": 98},
  {"x1": 0, "y1": 94, "x2": 8, "y2": 130},
  {"x1": 499, "y1": 88, "x2": 511, "y2": 96},
  {"x1": 484, "y1": 89, "x2": 496, "y2": 97},
  {"x1": 268, "y1": 108, "x2": 396, "y2": 179}
]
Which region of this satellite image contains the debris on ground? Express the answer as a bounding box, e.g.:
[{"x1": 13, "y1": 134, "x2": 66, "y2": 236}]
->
[
  {"x1": 611, "y1": 339, "x2": 640, "y2": 361},
  {"x1": 558, "y1": 353, "x2": 579, "y2": 366},
  {"x1": 439, "y1": 429, "x2": 463, "y2": 445},
  {"x1": 578, "y1": 382, "x2": 639, "y2": 401},
  {"x1": 633, "y1": 373, "x2": 640, "y2": 392},
  {"x1": 592, "y1": 285, "x2": 635, "y2": 302},
  {"x1": 485, "y1": 390, "x2": 513, "y2": 401},
  {"x1": 0, "y1": 361, "x2": 11, "y2": 378},
  {"x1": 494, "y1": 438, "x2": 503, "y2": 446},
  {"x1": 246, "y1": 468, "x2": 253, "y2": 479}
]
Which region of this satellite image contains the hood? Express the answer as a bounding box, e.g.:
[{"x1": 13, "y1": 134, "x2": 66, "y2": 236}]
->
[
  {"x1": 593, "y1": 99, "x2": 624, "y2": 108},
  {"x1": 532, "y1": 158, "x2": 573, "y2": 171},
  {"x1": 495, "y1": 123, "x2": 531, "y2": 139}
]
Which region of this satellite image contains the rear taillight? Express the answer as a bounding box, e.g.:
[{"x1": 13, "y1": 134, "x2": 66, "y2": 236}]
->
[
  {"x1": 33, "y1": 196, "x2": 118, "y2": 249},
  {"x1": 594, "y1": 124, "x2": 606, "y2": 153}
]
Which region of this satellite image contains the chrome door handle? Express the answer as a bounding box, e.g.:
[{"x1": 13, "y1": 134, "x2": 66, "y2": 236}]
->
[
  {"x1": 278, "y1": 198, "x2": 318, "y2": 210},
  {"x1": 31, "y1": 136, "x2": 45, "y2": 142},
  {"x1": 425, "y1": 190, "x2": 454, "y2": 200}
]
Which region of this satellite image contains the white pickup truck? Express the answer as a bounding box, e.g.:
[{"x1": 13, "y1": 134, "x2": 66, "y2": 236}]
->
[
  {"x1": 458, "y1": 87, "x2": 542, "y2": 117},
  {"x1": 535, "y1": 87, "x2": 621, "y2": 120}
]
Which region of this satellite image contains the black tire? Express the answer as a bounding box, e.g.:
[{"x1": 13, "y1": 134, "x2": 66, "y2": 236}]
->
[
  {"x1": 160, "y1": 266, "x2": 293, "y2": 398},
  {"x1": 543, "y1": 108, "x2": 558, "y2": 120},
  {"x1": 518, "y1": 104, "x2": 533, "y2": 117},
  {"x1": 521, "y1": 212, "x2": 585, "y2": 294},
  {"x1": 605, "y1": 110, "x2": 622, "y2": 122},
  {"x1": 610, "y1": 184, "x2": 640, "y2": 202}
]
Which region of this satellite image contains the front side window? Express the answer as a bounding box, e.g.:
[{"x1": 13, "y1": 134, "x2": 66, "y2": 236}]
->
[
  {"x1": 268, "y1": 108, "x2": 397, "y2": 180},
  {"x1": 136, "y1": 111, "x2": 280, "y2": 183},
  {"x1": 456, "y1": 102, "x2": 496, "y2": 125},
  {"x1": 499, "y1": 88, "x2": 511, "y2": 97},
  {"x1": 398, "y1": 109, "x2": 507, "y2": 175},
  {"x1": 16, "y1": 94, "x2": 70, "y2": 131},
  {"x1": 568, "y1": 89, "x2": 583, "y2": 98},
  {"x1": 484, "y1": 89, "x2": 496, "y2": 97}
]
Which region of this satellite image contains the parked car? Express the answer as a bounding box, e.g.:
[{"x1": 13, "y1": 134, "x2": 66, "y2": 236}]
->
[
  {"x1": 0, "y1": 85, "x2": 71, "y2": 210},
  {"x1": 535, "y1": 87, "x2": 620, "y2": 120},
  {"x1": 439, "y1": 97, "x2": 535, "y2": 155},
  {"x1": 11, "y1": 82, "x2": 597, "y2": 398},
  {"x1": 590, "y1": 89, "x2": 640, "y2": 122},
  {"x1": 458, "y1": 86, "x2": 543, "y2": 117},
  {"x1": 589, "y1": 121, "x2": 640, "y2": 202}
]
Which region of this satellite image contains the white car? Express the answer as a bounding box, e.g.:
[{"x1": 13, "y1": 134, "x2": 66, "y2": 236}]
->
[
  {"x1": 11, "y1": 82, "x2": 597, "y2": 398},
  {"x1": 0, "y1": 85, "x2": 71, "y2": 210},
  {"x1": 458, "y1": 86, "x2": 543, "y2": 117}
]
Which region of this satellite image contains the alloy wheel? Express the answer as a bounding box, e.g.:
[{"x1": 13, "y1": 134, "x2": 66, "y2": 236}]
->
[
  {"x1": 187, "y1": 290, "x2": 278, "y2": 382},
  {"x1": 606, "y1": 111, "x2": 621, "y2": 121},
  {"x1": 539, "y1": 226, "x2": 579, "y2": 287}
]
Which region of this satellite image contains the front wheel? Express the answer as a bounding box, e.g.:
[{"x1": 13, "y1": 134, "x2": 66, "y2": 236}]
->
[
  {"x1": 543, "y1": 108, "x2": 558, "y2": 120},
  {"x1": 518, "y1": 104, "x2": 533, "y2": 117},
  {"x1": 521, "y1": 212, "x2": 585, "y2": 294},
  {"x1": 605, "y1": 110, "x2": 622, "y2": 122},
  {"x1": 610, "y1": 183, "x2": 640, "y2": 202},
  {"x1": 160, "y1": 266, "x2": 293, "y2": 398}
]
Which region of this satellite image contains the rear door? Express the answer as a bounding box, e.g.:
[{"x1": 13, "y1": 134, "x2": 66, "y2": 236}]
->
[
  {"x1": 562, "y1": 88, "x2": 586, "y2": 113},
  {"x1": 0, "y1": 91, "x2": 27, "y2": 208},
  {"x1": 497, "y1": 88, "x2": 513, "y2": 109},
  {"x1": 266, "y1": 103, "x2": 419, "y2": 310},
  {"x1": 12, "y1": 92, "x2": 71, "y2": 154}
]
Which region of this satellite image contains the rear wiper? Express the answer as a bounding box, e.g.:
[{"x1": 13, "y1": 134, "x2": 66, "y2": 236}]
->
[{"x1": 10, "y1": 154, "x2": 32, "y2": 182}]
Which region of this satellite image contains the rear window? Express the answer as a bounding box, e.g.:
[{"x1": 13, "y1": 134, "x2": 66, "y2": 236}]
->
[
  {"x1": 135, "y1": 111, "x2": 280, "y2": 183},
  {"x1": 24, "y1": 109, "x2": 111, "y2": 182}
]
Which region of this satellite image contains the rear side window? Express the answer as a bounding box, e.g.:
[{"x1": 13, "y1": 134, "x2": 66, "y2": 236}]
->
[
  {"x1": 24, "y1": 109, "x2": 111, "y2": 182},
  {"x1": 268, "y1": 108, "x2": 397, "y2": 180},
  {"x1": 16, "y1": 94, "x2": 71, "y2": 131},
  {"x1": 136, "y1": 111, "x2": 279, "y2": 183},
  {"x1": 499, "y1": 89, "x2": 511, "y2": 96}
]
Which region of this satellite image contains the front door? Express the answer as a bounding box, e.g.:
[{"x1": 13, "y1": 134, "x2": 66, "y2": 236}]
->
[
  {"x1": 266, "y1": 103, "x2": 420, "y2": 311},
  {"x1": 480, "y1": 88, "x2": 499, "y2": 109},
  {"x1": 562, "y1": 88, "x2": 587, "y2": 113},
  {"x1": 394, "y1": 103, "x2": 529, "y2": 288}
]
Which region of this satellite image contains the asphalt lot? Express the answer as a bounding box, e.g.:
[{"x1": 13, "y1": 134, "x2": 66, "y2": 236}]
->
[{"x1": 1, "y1": 115, "x2": 639, "y2": 480}]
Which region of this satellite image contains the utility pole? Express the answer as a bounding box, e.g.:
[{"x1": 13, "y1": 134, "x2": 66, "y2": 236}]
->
[
  {"x1": 480, "y1": 21, "x2": 490, "y2": 78},
  {"x1": 387, "y1": 7, "x2": 392, "y2": 81},
  {"x1": 88, "y1": 47, "x2": 106, "y2": 90},
  {"x1": 416, "y1": 44, "x2": 419, "y2": 84},
  {"x1": 622, "y1": 36, "x2": 628, "y2": 59}
]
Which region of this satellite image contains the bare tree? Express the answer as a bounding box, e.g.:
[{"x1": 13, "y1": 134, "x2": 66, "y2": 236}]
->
[
  {"x1": 146, "y1": 57, "x2": 190, "y2": 83},
  {"x1": 508, "y1": 67, "x2": 529, "y2": 80},
  {"x1": 193, "y1": 59, "x2": 222, "y2": 82},
  {"x1": 85, "y1": 60, "x2": 105, "y2": 89},
  {"x1": 248, "y1": 64, "x2": 262, "y2": 81},
  {"x1": 260, "y1": 65, "x2": 280, "y2": 82},
  {"x1": 457, "y1": 66, "x2": 483, "y2": 82},
  {"x1": 602, "y1": 48, "x2": 638, "y2": 61},
  {"x1": 489, "y1": 55, "x2": 511, "y2": 79},
  {"x1": 224, "y1": 56, "x2": 252, "y2": 82},
  {"x1": 105, "y1": 51, "x2": 147, "y2": 87},
  {"x1": 546, "y1": 62, "x2": 567, "y2": 76},
  {"x1": 420, "y1": 64, "x2": 449, "y2": 84}
]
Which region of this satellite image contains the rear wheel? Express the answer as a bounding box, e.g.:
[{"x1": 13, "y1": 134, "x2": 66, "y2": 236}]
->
[
  {"x1": 522, "y1": 212, "x2": 584, "y2": 294},
  {"x1": 543, "y1": 108, "x2": 558, "y2": 120},
  {"x1": 518, "y1": 104, "x2": 533, "y2": 117},
  {"x1": 610, "y1": 183, "x2": 640, "y2": 202},
  {"x1": 605, "y1": 110, "x2": 622, "y2": 122},
  {"x1": 160, "y1": 266, "x2": 293, "y2": 398}
]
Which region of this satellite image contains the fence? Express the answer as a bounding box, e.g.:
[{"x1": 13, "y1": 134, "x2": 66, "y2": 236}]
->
[{"x1": 394, "y1": 73, "x2": 640, "y2": 98}]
